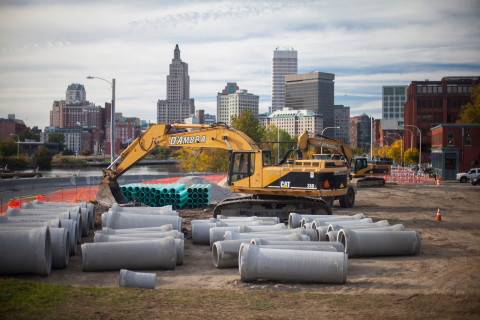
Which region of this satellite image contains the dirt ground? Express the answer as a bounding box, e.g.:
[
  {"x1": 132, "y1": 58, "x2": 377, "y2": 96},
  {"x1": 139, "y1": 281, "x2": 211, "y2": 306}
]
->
[{"x1": 8, "y1": 182, "x2": 480, "y2": 297}]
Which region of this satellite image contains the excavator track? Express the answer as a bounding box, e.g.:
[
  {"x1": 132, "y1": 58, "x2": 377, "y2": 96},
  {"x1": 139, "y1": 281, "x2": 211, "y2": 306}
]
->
[
  {"x1": 356, "y1": 177, "x2": 386, "y2": 188},
  {"x1": 213, "y1": 195, "x2": 331, "y2": 221}
]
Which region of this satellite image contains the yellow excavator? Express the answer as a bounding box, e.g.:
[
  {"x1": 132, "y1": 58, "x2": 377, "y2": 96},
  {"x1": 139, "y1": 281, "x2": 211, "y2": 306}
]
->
[
  {"x1": 96, "y1": 123, "x2": 356, "y2": 219},
  {"x1": 296, "y1": 131, "x2": 391, "y2": 187}
]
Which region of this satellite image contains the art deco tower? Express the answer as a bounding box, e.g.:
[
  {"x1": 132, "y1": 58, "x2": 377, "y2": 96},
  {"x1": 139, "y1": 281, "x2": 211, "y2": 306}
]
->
[{"x1": 157, "y1": 45, "x2": 195, "y2": 124}]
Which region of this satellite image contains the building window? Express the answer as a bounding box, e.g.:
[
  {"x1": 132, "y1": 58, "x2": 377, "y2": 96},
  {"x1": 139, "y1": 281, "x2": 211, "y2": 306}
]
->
[
  {"x1": 447, "y1": 132, "x2": 454, "y2": 146},
  {"x1": 465, "y1": 132, "x2": 472, "y2": 146}
]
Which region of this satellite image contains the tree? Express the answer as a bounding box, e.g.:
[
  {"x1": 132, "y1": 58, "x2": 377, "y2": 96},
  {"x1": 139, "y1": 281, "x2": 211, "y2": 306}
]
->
[
  {"x1": 230, "y1": 109, "x2": 265, "y2": 146},
  {"x1": 403, "y1": 148, "x2": 419, "y2": 166},
  {"x1": 19, "y1": 129, "x2": 40, "y2": 142},
  {"x1": 48, "y1": 132, "x2": 66, "y2": 151},
  {"x1": 81, "y1": 148, "x2": 92, "y2": 158},
  {"x1": 0, "y1": 139, "x2": 17, "y2": 157},
  {"x1": 387, "y1": 140, "x2": 402, "y2": 164},
  {"x1": 33, "y1": 146, "x2": 53, "y2": 167},
  {"x1": 175, "y1": 147, "x2": 229, "y2": 173},
  {"x1": 263, "y1": 124, "x2": 296, "y2": 162},
  {"x1": 62, "y1": 149, "x2": 74, "y2": 156},
  {"x1": 150, "y1": 146, "x2": 172, "y2": 159},
  {"x1": 377, "y1": 144, "x2": 390, "y2": 158},
  {"x1": 457, "y1": 84, "x2": 480, "y2": 124}
]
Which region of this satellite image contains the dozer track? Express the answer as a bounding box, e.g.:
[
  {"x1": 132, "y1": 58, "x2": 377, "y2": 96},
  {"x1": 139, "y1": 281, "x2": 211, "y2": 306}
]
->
[
  {"x1": 356, "y1": 177, "x2": 386, "y2": 188},
  {"x1": 213, "y1": 195, "x2": 331, "y2": 221}
]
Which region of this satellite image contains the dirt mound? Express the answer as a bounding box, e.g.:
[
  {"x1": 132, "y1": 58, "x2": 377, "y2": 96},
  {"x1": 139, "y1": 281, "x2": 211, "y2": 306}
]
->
[{"x1": 176, "y1": 175, "x2": 240, "y2": 203}]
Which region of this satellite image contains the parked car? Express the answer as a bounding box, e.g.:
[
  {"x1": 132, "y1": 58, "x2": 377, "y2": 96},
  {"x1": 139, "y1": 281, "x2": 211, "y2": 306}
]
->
[
  {"x1": 456, "y1": 168, "x2": 480, "y2": 183},
  {"x1": 471, "y1": 176, "x2": 480, "y2": 186}
]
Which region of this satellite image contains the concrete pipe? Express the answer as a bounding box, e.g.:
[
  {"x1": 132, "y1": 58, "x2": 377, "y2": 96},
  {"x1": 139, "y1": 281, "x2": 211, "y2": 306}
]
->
[
  {"x1": 328, "y1": 225, "x2": 406, "y2": 243},
  {"x1": 218, "y1": 220, "x2": 278, "y2": 227},
  {"x1": 191, "y1": 221, "x2": 219, "y2": 244},
  {"x1": 325, "y1": 231, "x2": 339, "y2": 242},
  {"x1": 0, "y1": 226, "x2": 52, "y2": 276},
  {"x1": 109, "y1": 206, "x2": 178, "y2": 215},
  {"x1": 288, "y1": 213, "x2": 333, "y2": 228},
  {"x1": 5, "y1": 212, "x2": 70, "y2": 221},
  {"x1": 0, "y1": 217, "x2": 61, "y2": 227},
  {"x1": 327, "y1": 219, "x2": 387, "y2": 232},
  {"x1": 209, "y1": 226, "x2": 241, "y2": 247},
  {"x1": 59, "y1": 219, "x2": 79, "y2": 255},
  {"x1": 251, "y1": 239, "x2": 345, "y2": 252},
  {"x1": 104, "y1": 212, "x2": 181, "y2": 231},
  {"x1": 253, "y1": 244, "x2": 338, "y2": 252},
  {"x1": 22, "y1": 203, "x2": 81, "y2": 215},
  {"x1": 90, "y1": 235, "x2": 184, "y2": 266},
  {"x1": 100, "y1": 225, "x2": 173, "y2": 234},
  {"x1": 0, "y1": 221, "x2": 59, "y2": 228},
  {"x1": 224, "y1": 231, "x2": 309, "y2": 241},
  {"x1": 296, "y1": 213, "x2": 366, "y2": 229},
  {"x1": 212, "y1": 240, "x2": 252, "y2": 268},
  {"x1": 337, "y1": 229, "x2": 421, "y2": 257},
  {"x1": 238, "y1": 223, "x2": 286, "y2": 233},
  {"x1": 216, "y1": 216, "x2": 279, "y2": 223},
  {"x1": 119, "y1": 269, "x2": 156, "y2": 289},
  {"x1": 49, "y1": 227, "x2": 70, "y2": 269},
  {"x1": 95, "y1": 230, "x2": 182, "y2": 242},
  {"x1": 239, "y1": 244, "x2": 347, "y2": 284},
  {"x1": 235, "y1": 228, "x2": 319, "y2": 242},
  {"x1": 30, "y1": 202, "x2": 91, "y2": 234},
  {"x1": 6, "y1": 208, "x2": 70, "y2": 219},
  {"x1": 82, "y1": 237, "x2": 177, "y2": 271}
]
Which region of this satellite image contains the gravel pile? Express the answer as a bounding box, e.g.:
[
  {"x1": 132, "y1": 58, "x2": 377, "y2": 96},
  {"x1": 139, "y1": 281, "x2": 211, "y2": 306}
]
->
[{"x1": 176, "y1": 176, "x2": 240, "y2": 203}]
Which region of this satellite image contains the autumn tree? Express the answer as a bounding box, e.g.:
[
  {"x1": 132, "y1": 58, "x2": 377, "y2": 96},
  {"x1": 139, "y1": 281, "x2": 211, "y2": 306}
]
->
[
  {"x1": 387, "y1": 140, "x2": 403, "y2": 164},
  {"x1": 175, "y1": 147, "x2": 229, "y2": 173},
  {"x1": 457, "y1": 84, "x2": 480, "y2": 124},
  {"x1": 263, "y1": 124, "x2": 296, "y2": 163},
  {"x1": 0, "y1": 139, "x2": 17, "y2": 157},
  {"x1": 230, "y1": 109, "x2": 265, "y2": 146},
  {"x1": 403, "y1": 148, "x2": 419, "y2": 166},
  {"x1": 81, "y1": 148, "x2": 92, "y2": 158}
]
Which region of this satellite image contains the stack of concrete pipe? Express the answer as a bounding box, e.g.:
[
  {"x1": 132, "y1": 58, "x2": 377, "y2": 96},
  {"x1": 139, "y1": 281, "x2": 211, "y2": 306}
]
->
[
  {"x1": 292, "y1": 212, "x2": 422, "y2": 257},
  {"x1": 82, "y1": 205, "x2": 183, "y2": 271},
  {"x1": 0, "y1": 200, "x2": 96, "y2": 274}
]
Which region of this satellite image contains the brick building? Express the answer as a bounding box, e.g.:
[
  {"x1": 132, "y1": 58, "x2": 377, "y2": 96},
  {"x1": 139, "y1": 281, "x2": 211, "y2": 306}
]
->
[
  {"x1": 349, "y1": 114, "x2": 371, "y2": 151},
  {"x1": 404, "y1": 76, "x2": 479, "y2": 164},
  {"x1": 430, "y1": 124, "x2": 480, "y2": 180}
]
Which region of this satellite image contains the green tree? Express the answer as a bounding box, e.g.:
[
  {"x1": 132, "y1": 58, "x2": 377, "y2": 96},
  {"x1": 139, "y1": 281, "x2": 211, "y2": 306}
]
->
[
  {"x1": 150, "y1": 146, "x2": 172, "y2": 159},
  {"x1": 62, "y1": 149, "x2": 74, "y2": 156},
  {"x1": 263, "y1": 124, "x2": 296, "y2": 162},
  {"x1": 48, "y1": 132, "x2": 66, "y2": 150},
  {"x1": 33, "y1": 146, "x2": 53, "y2": 167},
  {"x1": 19, "y1": 129, "x2": 40, "y2": 142},
  {"x1": 230, "y1": 109, "x2": 265, "y2": 146},
  {"x1": 0, "y1": 139, "x2": 17, "y2": 157},
  {"x1": 457, "y1": 84, "x2": 480, "y2": 124}
]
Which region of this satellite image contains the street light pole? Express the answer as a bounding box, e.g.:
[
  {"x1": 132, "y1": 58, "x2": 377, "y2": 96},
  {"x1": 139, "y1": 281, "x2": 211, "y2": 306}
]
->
[
  {"x1": 87, "y1": 76, "x2": 115, "y2": 167},
  {"x1": 320, "y1": 126, "x2": 340, "y2": 154},
  {"x1": 404, "y1": 124, "x2": 421, "y2": 168}
]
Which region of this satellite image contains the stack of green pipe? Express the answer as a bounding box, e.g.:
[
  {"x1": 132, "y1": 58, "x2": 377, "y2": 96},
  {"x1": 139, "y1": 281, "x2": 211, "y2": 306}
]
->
[
  {"x1": 120, "y1": 183, "x2": 188, "y2": 208},
  {"x1": 186, "y1": 184, "x2": 212, "y2": 209}
]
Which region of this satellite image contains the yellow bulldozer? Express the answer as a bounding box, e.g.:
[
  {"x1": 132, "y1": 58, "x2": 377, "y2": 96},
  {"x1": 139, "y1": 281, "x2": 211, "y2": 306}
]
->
[{"x1": 96, "y1": 123, "x2": 356, "y2": 219}]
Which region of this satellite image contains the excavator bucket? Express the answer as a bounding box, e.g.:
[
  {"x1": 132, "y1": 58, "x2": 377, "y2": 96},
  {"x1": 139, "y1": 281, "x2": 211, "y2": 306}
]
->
[{"x1": 96, "y1": 178, "x2": 128, "y2": 207}]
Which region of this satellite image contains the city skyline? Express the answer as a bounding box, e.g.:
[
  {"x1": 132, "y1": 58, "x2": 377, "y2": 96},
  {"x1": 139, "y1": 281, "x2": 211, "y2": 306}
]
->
[{"x1": 0, "y1": 0, "x2": 479, "y2": 129}]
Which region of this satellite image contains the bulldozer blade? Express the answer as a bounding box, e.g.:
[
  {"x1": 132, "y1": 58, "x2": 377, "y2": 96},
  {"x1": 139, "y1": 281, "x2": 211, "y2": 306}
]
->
[{"x1": 96, "y1": 180, "x2": 127, "y2": 207}]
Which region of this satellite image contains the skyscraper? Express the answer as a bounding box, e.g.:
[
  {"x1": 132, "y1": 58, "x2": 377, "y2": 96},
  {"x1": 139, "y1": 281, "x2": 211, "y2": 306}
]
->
[
  {"x1": 334, "y1": 105, "x2": 350, "y2": 144},
  {"x1": 66, "y1": 83, "x2": 86, "y2": 105},
  {"x1": 157, "y1": 44, "x2": 195, "y2": 124},
  {"x1": 285, "y1": 71, "x2": 335, "y2": 132},
  {"x1": 217, "y1": 83, "x2": 259, "y2": 126},
  {"x1": 272, "y1": 48, "x2": 297, "y2": 112}
]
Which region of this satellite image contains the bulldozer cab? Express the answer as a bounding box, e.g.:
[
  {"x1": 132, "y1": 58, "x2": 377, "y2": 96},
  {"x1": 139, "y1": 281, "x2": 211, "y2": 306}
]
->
[{"x1": 351, "y1": 158, "x2": 368, "y2": 174}]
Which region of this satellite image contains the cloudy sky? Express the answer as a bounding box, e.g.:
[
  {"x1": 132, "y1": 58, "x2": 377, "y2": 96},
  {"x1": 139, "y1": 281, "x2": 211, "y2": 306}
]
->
[{"x1": 0, "y1": 0, "x2": 479, "y2": 129}]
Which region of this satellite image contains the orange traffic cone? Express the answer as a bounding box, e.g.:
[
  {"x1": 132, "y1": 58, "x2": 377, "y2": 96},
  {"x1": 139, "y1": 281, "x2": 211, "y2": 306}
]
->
[{"x1": 436, "y1": 207, "x2": 441, "y2": 221}]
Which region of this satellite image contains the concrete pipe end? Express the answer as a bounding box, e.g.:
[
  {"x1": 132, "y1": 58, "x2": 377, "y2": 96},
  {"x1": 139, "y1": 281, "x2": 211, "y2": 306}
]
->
[
  {"x1": 42, "y1": 227, "x2": 52, "y2": 276},
  {"x1": 212, "y1": 242, "x2": 221, "y2": 268},
  {"x1": 239, "y1": 243, "x2": 257, "y2": 282}
]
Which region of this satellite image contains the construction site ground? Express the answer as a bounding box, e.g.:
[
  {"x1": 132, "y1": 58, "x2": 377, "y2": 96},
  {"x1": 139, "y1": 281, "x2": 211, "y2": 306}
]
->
[{"x1": 2, "y1": 181, "x2": 480, "y2": 319}]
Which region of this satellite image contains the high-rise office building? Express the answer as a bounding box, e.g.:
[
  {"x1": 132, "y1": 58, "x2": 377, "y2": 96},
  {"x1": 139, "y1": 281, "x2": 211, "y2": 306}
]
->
[
  {"x1": 217, "y1": 83, "x2": 259, "y2": 126},
  {"x1": 272, "y1": 48, "x2": 297, "y2": 112},
  {"x1": 259, "y1": 107, "x2": 323, "y2": 138},
  {"x1": 157, "y1": 44, "x2": 195, "y2": 124},
  {"x1": 334, "y1": 105, "x2": 350, "y2": 144},
  {"x1": 285, "y1": 72, "x2": 335, "y2": 133}
]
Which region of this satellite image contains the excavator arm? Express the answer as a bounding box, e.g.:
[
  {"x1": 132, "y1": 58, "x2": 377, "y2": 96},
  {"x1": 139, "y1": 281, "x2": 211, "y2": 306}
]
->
[
  {"x1": 297, "y1": 131, "x2": 354, "y2": 165},
  {"x1": 97, "y1": 123, "x2": 260, "y2": 206}
]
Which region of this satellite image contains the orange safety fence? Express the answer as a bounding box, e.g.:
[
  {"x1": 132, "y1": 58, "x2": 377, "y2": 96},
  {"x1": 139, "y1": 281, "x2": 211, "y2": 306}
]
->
[{"x1": 1, "y1": 174, "x2": 227, "y2": 215}]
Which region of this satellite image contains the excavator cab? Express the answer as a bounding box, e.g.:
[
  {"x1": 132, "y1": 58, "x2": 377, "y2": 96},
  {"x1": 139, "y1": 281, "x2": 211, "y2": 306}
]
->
[{"x1": 351, "y1": 158, "x2": 368, "y2": 174}]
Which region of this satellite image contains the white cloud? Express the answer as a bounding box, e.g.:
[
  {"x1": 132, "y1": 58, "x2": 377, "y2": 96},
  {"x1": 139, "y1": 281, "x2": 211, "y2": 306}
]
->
[{"x1": 0, "y1": 0, "x2": 479, "y2": 128}]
